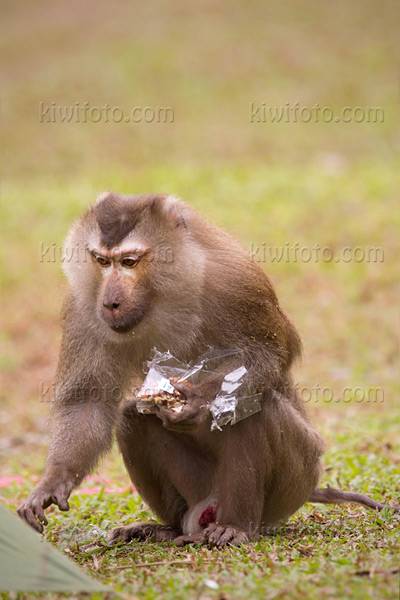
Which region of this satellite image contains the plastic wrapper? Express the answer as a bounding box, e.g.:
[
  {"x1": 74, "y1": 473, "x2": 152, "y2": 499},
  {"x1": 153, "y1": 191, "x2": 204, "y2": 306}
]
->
[{"x1": 136, "y1": 348, "x2": 262, "y2": 430}]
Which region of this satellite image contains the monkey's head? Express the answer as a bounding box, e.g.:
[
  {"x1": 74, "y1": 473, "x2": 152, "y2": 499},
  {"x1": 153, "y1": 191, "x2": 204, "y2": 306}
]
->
[{"x1": 62, "y1": 192, "x2": 205, "y2": 347}]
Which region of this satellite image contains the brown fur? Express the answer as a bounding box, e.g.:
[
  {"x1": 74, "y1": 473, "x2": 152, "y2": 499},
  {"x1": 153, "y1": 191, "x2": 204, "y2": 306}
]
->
[{"x1": 17, "y1": 193, "x2": 398, "y2": 542}]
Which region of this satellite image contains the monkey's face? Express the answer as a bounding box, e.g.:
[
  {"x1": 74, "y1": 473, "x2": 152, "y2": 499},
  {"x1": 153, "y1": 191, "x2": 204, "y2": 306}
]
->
[
  {"x1": 90, "y1": 246, "x2": 152, "y2": 334},
  {"x1": 63, "y1": 192, "x2": 206, "y2": 349}
]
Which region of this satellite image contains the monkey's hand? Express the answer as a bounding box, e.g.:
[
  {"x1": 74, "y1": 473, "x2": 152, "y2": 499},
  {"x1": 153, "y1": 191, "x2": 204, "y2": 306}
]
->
[
  {"x1": 155, "y1": 380, "x2": 219, "y2": 433},
  {"x1": 17, "y1": 480, "x2": 72, "y2": 533}
]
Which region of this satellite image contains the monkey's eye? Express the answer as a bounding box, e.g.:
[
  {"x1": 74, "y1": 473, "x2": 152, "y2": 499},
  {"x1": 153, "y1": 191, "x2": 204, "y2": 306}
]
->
[
  {"x1": 121, "y1": 257, "x2": 140, "y2": 268},
  {"x1": 96, "y1": 256, "x2": 111, "y2": 267}
]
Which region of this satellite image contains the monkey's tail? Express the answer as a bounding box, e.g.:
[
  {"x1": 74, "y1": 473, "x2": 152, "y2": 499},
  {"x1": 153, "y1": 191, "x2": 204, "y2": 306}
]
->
[{"x1": 309, "y1": 487, "x2": 399, "y2": 514}]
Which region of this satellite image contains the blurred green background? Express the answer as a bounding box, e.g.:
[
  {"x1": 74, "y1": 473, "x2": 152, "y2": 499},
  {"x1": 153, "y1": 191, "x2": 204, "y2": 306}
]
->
[
  {"x1": 0, "y1": 1, "x2": 399, "y2": 598},
  {"x1": 2, "y1": 0, "x2": 399, "y2": 176}
]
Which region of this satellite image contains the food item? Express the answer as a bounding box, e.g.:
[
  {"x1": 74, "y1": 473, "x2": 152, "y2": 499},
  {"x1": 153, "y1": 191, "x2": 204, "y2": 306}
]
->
[
  {"x1": 135, "y1": 348, "x2": 262, "y2": 429},
  {"x1": 136, "y1": 377, "x2": 190, "y2": 414}
]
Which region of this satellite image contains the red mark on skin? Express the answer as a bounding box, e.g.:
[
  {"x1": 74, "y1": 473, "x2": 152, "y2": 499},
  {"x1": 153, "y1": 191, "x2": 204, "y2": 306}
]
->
[{"x1": 198, "y1": 505, "x2": 217, "y2": 528}]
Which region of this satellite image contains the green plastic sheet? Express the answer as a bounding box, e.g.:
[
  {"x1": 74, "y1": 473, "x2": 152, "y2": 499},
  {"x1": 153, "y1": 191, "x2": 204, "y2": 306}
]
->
[{"x1": 0, "y1": 505, "x2": 108, "y2": 592}]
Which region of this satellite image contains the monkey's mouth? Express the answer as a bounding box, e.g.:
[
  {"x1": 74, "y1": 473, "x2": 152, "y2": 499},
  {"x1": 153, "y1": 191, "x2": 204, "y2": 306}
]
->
[
  {"x1": 99, "y1": 299, "x2": 148, "y2": 334},
  {"x1": 100, "y1": 308, "x2": 147, "y2": 334},
  {"x1": 109, "y1": 323, "x2": 134, "y2": 334}
]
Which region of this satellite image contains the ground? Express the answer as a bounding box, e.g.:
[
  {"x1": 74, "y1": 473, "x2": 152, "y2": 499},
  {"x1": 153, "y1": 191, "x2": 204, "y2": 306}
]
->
[{"x1": 0, "y1": 1, "x2": 399, "y2": 598}]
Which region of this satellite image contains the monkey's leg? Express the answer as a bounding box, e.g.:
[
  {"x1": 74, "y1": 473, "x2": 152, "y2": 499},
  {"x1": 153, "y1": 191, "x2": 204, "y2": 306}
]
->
[
  {"x1": 309, "y1": 488, "x2": 400, "y2": 514},
  {"x1": 18, "y1": 397, "x2": 115, "y2": 532},
  {"x1": 112, "y1": 402, "x2": 215, "y2": 543},
  {"x1": 258, "y1": 395, "x2": 325, "y2": 530},
  {"x1": 201, "y1": 414, "x2": 268, "y2": 547}
]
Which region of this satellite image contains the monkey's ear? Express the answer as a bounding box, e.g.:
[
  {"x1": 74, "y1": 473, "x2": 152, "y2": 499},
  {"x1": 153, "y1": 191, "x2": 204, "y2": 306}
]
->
[
  {"x1": 171, "y1": 209, "x2": 187, "y2": 229},
  {"x1": 149, "y1": 194, "x2": 186, "y2": 229}
]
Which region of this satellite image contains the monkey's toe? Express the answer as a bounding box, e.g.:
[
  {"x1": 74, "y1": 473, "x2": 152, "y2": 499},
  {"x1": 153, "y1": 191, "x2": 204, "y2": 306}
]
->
[
  {"x1": 109, "y1": 525, "x2": 135, "y2": 544},
  {"x1": 108, "y1": 523, "x2": 153, "y2": 544},
  {"x1": 205, "y1": 524, "x2": 249, "y2": 548},
  {"x1": 173, "y1": 532, "x2": 207, "y2": 546},
  {"x1": 109, "y1": 522, "x2": 180, "y2": 544}
]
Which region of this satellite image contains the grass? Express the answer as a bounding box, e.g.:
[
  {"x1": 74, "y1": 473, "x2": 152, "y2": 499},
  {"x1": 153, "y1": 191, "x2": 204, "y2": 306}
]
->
[
  {"x1": 20, "y1": 490, "x2": 400, "y2": 599},
  {"x1": 1, "y1": 164, "x2": 399, "y2": 599},
  {"x1": 1, "y1": 0, "x2": 400, "y2": 598}
]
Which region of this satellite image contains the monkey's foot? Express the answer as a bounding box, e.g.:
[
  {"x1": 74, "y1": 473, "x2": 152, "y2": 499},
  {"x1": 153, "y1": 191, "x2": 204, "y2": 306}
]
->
[
  {"x1": 173, "y1": 532, "x2": 207, "y2": 546},
  {"x1": 174, "y1": 524, "x2": 250, "y2": 547},
  {"x1": 203, "y1": 523, "x2": 249, "y2": 547},
  {"x1": 108, "y1": 522, "x2": 180, "y2": 544}
]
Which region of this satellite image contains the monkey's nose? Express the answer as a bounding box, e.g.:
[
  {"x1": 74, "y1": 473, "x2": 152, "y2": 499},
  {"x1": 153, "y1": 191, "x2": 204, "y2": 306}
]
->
[{"x1": 103, "y1": 300, "x2": 120, "y2": 311}]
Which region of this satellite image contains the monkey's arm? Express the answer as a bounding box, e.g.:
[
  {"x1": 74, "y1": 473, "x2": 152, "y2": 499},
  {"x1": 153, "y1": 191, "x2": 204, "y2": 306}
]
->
[
  {"x1": 18, "y1": 303, "x2": 125, "y2": 532},
  {"x1": 18, "y1": 395, "x2": 117, "y2": 532}
]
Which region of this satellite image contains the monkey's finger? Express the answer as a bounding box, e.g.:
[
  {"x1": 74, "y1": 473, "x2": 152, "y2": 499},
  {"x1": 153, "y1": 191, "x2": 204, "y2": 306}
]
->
[
  {"x1": 33, "y1": 502, "x2": 48, "y2": 527},
  {"x1": 173, "y1": 533, "x2": 205, "y2": 546},
  {"x1": 155, "y1": 405, "x2": 173, "y2": 420},
  {"x1": 109, "y1": 523, "x2": 159, "y2": 544},
  {"x1": 155, "y1": 405, "x2": 198, "y2": 432},
  {"x1": 173, "y1": 535, "x2": 189, "y2": 546},
  {"x1": 203, "y1": 522, "x2": 218, "y2": 538},
  {"x1": 57, "y1": 498, "x2": 70, "y2": 511},
  {"x1": 18, "y1": 506, "x2": 44, "y2": 533},
  {"x1": 216, "y1": 527, "x2": 236, "y2": 547},
  {"x1": 208, "y1": 525, "x2": 226, "y2": 546},
  {"x1": 170, "y1": 382, "x2": 194, "y2": 398},
  {"x1": 38, "y1": 513, "x2": 48, "y2": 526},
  {"x1": 17, "y1": 506, "x2": 36, "y2": 530},
  {"x1": 54, "y1": 491, "x2": 70, "y2": 511},
  {"x1": 108, "y1": 526, "x2": 134, "y2": 544},
  {"x1": 154, "y1": 526, "x2": 180, "y2": 542},
  {"x1": 207, "y1": 525, "x2": 249, "y2": 547},
  {"x1": 108, "y1": 528, "x2": 123, "y2": 544},
  {"x1": 229, "y1": 531, "x2": 249, "y2": 547}
]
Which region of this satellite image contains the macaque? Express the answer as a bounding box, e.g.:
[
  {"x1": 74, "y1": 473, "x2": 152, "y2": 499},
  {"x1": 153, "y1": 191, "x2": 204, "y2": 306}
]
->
[{"x1": 18, "y1": 193, "x2": 399, "y2": 546}]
